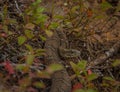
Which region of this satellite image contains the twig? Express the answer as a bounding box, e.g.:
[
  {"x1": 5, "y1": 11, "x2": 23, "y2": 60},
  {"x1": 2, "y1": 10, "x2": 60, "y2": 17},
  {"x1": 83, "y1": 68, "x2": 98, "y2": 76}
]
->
[
  {"x1": 14, "y1": 0, "x2": 22, "y2": 14},
  {"x1": 87, "y1": 41, "x2": 120, "y2": 69}
]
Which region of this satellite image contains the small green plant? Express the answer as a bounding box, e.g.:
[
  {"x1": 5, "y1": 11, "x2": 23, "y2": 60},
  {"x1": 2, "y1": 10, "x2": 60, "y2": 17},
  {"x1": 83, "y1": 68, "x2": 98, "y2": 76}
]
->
[
  {"x1": 70, "y1": 60, "x2": 98, "y2": 92},
  {"x1": 70, "y1": 59, "x2": 120, "y2": 92}
]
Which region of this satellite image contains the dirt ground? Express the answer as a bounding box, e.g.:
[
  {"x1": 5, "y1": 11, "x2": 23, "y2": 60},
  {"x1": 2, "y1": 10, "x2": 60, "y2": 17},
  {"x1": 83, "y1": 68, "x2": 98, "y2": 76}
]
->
[{"x1": 0, "y1": 0, "x2": 120, "y2": 92}]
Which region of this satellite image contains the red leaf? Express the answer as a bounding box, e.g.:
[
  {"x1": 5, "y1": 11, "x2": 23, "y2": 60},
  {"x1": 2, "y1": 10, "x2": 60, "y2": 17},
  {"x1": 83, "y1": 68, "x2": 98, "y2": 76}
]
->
[
  {"x1": 87, "y1": 9, "x2": 93, "y2": 18},
  {"x1": 87, "y1": 69, "x2": 92, "y2": 75},
  {"x1": 4, "y1": 61, "x2": 15, "y2": 74},
  {"x1": 71, "y1": 83, "x2": 83, "y2": 92},
  {"x1": 0, "y1": 33, "x2": 7, "y2": 38}
]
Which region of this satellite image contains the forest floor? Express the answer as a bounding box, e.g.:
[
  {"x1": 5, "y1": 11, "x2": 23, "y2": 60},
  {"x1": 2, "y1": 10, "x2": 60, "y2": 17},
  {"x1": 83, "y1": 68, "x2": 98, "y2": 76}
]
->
[{"x1": 0, "y1": 0, "x2": 120, "y2": 92}]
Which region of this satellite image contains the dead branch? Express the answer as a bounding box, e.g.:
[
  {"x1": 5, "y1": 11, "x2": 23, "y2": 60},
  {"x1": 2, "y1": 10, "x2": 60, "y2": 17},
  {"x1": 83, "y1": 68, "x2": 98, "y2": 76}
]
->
[{"x1": 87, "y1": 41, "x2": 120, "y2": 69}]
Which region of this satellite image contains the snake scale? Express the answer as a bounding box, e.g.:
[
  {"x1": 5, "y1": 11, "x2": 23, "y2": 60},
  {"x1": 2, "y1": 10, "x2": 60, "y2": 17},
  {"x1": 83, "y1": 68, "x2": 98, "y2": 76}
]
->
[{"x1": 44, "y1": 27, "x2": 81, "y2": 92}]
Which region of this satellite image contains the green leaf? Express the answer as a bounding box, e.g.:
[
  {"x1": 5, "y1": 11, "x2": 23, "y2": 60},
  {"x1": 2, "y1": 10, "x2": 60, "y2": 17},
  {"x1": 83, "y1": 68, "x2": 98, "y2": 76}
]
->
[
  {"x1": 77, "y1": 60, "x2": 87, "y2": 71},
  {"x1": 24, "y1": 30, "x2": 34, "y2": 39},
  {"x1": 112, "y1": 59, "x2": 120, "y2": 67},
  {"x1": 100, "y1": 1, "x2": 113, "y2": 10},
  {"x1": 74, "y1": 89, "x2": 97, "y2": 92},
  {"x1": 37, "y1": 71, "x2": 50, "y2": 79},
  {"x1": 35, "y1": 48, "x2": 45, "y2": 56},
  {"x1": 36, "y1": 7, "x2": 44, "y2": 13},
  {"x1": 18, "y1": 36, "x2": 27, "y2": 45},
  {"x1": 45, "y1": 30, "x2": 53, "y2": 37},
  {"x1": 49, "y1": 22, "x2": 59, "y2": 29},
  {"x1": 86, "y1": 89, "x2": 97, "y2": 92},
  {"x1": 74, "y1": 89, "x2": 85, "y2": 92},
  {"x1": 34, "y1": 14, "x2": 47, "y2": 24},
  {"x1": 47, "y1": 64, "x2": 63, "y2": 74},
  {"x1": 33, "y1": 82, "x2": 45, "y2": 88},
  {"x1": 70, "y1": 62, "x2": 80, "y2": 75},
  {"x1": 54, "y1": 15, "x2": 64, "y2": 20},
  {"x1": 95, "y1": 15, "x2": 105, "y2": 19},
  {"x1": 71, "y1": 5, "x2": 80, "y2": 12},
  {"x1": 26, "y1": 54, "x2": 35, "y2": 65},
  {"x1": 103, "y1": 76, "x2": 115, "y2": 81},
  {"x1": 25, "y1": 44, "x2": 33, "y2": 52},
  {"x1": 39, "y1": 35, "x2": 46, "y2": 41},
  {"x1": 87, "y1": 73, "x2": 98, "y2": 81},
  {"x1": 32, "y1": 0, "x2": 42, "y2": 6},
  {"x1": 35, "y1": 48, "x2": 45, "y2": 53},
  {"x1": 16, "y1": 64, "x2": 26, "y2": 71}
]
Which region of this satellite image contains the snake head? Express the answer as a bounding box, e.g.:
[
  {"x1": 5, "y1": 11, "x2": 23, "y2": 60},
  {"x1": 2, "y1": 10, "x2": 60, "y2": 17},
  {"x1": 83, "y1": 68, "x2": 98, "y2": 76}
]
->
[{"x1": 59, "y1": 47, "x2": 81, "y2": 59}]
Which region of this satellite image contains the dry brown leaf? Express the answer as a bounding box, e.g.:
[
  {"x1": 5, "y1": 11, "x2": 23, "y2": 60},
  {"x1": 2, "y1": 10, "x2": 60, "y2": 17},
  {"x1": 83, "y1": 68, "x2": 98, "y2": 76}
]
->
[{"x1": 93, "y1": 34, "x2": 103, "y2": 43}]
